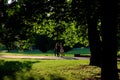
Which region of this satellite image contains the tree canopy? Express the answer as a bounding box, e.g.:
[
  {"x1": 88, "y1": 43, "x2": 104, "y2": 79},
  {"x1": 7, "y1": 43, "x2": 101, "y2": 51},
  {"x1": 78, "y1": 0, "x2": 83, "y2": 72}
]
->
[{"x1": 0, "y1": 0, "x2": 90, "y2": 51}]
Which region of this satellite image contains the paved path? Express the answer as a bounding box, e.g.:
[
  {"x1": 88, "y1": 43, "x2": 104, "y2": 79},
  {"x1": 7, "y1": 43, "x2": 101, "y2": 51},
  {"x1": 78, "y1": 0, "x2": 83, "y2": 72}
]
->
[{"x1": 0, "y1": 55, "x2": 90, "y2": 60}]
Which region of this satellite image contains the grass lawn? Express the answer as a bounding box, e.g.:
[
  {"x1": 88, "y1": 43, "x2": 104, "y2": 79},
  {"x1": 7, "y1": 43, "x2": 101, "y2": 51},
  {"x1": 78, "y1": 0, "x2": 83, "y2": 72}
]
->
[
  {"x1": 0, "y1": 58, "x2": 120, "y2": 80},
  {"x1": 0, "y1": 58, "x2": 102, "y2": 80},
  {"x1": 0, "y1": 49, "x2": 120, "y2": 80}
]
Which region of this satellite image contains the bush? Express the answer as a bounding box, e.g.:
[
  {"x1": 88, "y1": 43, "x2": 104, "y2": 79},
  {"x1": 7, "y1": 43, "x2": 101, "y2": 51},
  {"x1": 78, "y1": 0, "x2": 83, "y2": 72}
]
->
[{"x1": 0, "y1": 43, "x2": 7, "y2": 50}]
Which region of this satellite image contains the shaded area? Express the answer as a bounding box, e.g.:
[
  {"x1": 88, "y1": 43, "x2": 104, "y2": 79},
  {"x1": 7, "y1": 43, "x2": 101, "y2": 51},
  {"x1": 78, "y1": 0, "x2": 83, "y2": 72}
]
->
[
  {"x1": 117, "y1": 61, "x2": 120, "y2": 73},
  {"x1": 60, "y1": 56, "x2": 89, "y2": 60},
  {"x1": 49, "y1": 74, "x2": 66, "y2": 80},
  {"x1": 0, "y1": 60, "x2": 39, "y2": 80}
]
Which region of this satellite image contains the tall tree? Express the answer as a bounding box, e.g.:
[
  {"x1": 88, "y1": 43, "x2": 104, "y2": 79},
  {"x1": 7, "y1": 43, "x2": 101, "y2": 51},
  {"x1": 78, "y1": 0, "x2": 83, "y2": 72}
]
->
[
  {"x1": 71, "y1": 0, "x2": 102, "y2": 66},
  {"x1": 87, "y1": 16, "x2": 102, "y2": 67},
  {"x1": 101, "y1": 0, "x2": 119, "y2": 79},
  {"x1": 86, "y1": 0, "x2": 102, "y2": 67}
]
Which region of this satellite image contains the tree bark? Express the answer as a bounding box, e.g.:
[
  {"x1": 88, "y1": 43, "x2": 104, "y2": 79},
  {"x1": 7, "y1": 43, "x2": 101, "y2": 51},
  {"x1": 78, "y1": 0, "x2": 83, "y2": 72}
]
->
[
  {"x1": 87, "y1": 0, "x2": 102, "y2": 67},
  {"x1": 0, "y1": 0, "x2": 4, "y2": 22},
  {"x1": 101, "y1": 0, "x2": 119, "y2": 79},
  {"x1": 88, "y1": 16, "x2": 102, "y2": 67}
]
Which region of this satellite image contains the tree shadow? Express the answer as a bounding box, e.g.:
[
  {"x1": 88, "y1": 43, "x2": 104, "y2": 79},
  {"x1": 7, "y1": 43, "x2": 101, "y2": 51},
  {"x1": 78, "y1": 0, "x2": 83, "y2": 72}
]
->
[
  {"x1": 117, "y1": 69, "x2": 120, "y2": 73},
  {"x1": 61, "y1": 56, "x2": 80, "y2": 60},
  {"x1": 49, "y1": 74, "x2": 66, "y2": 80},
  {"x1": 0, "y1": 60, "x2": 39, "y2": 80},
  {"x1": 117, "y1": 61, "x2": 120, "y2": 73}
]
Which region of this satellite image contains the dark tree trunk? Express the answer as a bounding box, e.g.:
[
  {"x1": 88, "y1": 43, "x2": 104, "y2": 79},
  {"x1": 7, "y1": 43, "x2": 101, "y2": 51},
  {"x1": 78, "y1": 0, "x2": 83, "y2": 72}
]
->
[
  {"x1": 101, "y1": 0, "x2": 119, "y2": 80},
  {"x1": 87, "y1": 0, "x2": 102, "y2": 67},
  {"x1": 0, "y1": 0, "x2": 4, "y2": 22},
  {"x1": 88, "y1": 16, "x2": 102, "y2": 67}
]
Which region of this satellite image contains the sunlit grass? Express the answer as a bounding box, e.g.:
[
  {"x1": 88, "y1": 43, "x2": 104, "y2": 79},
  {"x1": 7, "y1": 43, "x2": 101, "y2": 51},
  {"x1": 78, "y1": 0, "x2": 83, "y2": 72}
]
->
[
  {"x1": 0, "y1": 57, "x2": 120, "y2": 80},
  {"x1": 0, "y1": 58, "x2": 102, "y2": 80}
]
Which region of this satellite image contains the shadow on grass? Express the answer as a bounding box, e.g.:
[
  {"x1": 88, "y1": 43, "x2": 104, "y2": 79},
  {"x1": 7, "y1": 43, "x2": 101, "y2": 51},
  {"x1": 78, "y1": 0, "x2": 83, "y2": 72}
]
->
[
  {"x1": 60, "y1": 56, "x2": 79, "y2": 60},
  {"x1": 0, "y1": 60, "x2": 67, "y2": 80},
  {"x1": 0, "y1": 60, "x2": 39, "y2": 80},
  {"x1": 49, "y1": 74, "x2": 66, "y2": 80}
]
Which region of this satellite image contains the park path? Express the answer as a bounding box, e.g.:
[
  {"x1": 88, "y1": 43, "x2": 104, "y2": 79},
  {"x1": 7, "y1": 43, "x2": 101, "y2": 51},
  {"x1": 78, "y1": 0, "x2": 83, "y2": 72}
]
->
[
  {"x1": 0, "y1": 55, "x2": 90, "y2": 60},
  {"x1": 1, "y1": 55, "x2": 120, "y2": 60}
]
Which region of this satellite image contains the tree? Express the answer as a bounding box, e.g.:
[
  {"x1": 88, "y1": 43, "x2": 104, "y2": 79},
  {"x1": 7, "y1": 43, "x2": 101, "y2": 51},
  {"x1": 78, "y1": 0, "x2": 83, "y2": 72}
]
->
[
  {"x1": 87, "y1": 16, "x2": 102, "y2": 67},
  {"x1": 100, "y1": 0, "x2": 119, "y2": 79},
  {"x1": 86, "y1": 0, "x2": 102, "y2": 67},
  {"x1": 71, "y1": 0, "x2": 102, "y2": 66},
  {"x1": 0, "y1": 0, "x2": 37, "y2": 51},
  {"x1": 25, "y1": 0, "x2": 89, "y2": 49},
  {"x1": 1, "y1": 1, "x2": 29, "y2": 51}
]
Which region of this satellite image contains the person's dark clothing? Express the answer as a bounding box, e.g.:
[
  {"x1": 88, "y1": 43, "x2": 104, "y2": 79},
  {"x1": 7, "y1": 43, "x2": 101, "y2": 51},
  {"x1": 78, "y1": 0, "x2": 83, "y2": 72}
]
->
[{"x1": 54, "y1": 42, "x2": 60, "y2": 57}]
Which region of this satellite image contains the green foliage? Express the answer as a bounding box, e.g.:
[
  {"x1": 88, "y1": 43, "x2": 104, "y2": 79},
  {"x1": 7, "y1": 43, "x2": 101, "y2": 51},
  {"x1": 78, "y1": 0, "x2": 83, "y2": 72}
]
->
[
  {"x1": 61, "y1": 21, "x2": 88, "y2": 47},
  {"x1": 6, "y1": 4, "x2": 20, "y2": 16},
  {"x1": 62, "y1": 21, "x2": 79, "y2": 47},
  {"x1": 0, "y1": 43, "x2": 6, "y2": 50},
  {"x1": 33, "y1": 19, "x2": 55, "y2": 37},
  {"x1": 1, "y1": 0, "x2": 90, "y2": 51},
  {"x1": 14, "y1": 39, "x2": 34, "y2": 50},
  {"x1": 32, "y1": 19, "x2": 88, "y2": 48}
]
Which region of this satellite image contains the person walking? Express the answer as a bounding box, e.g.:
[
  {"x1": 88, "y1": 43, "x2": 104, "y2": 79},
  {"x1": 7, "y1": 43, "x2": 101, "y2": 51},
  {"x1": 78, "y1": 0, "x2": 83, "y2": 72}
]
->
[
  {"x1": 60, "y1": 42, "x2": 64, "y2": 57},
  {"x1": 54, "y1": 42, "x2": 60, "y2": 57}
]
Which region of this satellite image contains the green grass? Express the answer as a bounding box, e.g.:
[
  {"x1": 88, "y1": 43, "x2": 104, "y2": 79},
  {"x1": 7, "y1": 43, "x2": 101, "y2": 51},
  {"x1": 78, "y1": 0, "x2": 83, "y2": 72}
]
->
[
  {"x1": 0, "y1": 48, "x2": 120, "y2": 80},
  {"x1": 0, "y1": 58, "x2": 102, "y2": 80},
  {"x1": 0, "y1": 58, "x2": 120, "y2": 80}
]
